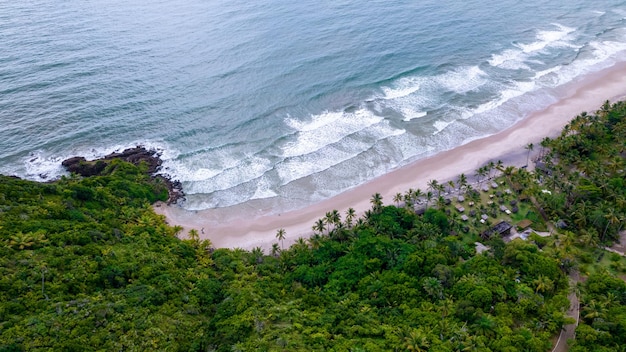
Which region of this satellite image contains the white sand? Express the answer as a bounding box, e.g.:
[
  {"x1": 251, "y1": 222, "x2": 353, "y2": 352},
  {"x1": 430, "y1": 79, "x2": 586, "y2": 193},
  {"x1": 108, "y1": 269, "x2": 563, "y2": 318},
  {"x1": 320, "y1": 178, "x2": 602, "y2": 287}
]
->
[{"x1": 154, "y1": 61, "x2": 626, "y2": 251}]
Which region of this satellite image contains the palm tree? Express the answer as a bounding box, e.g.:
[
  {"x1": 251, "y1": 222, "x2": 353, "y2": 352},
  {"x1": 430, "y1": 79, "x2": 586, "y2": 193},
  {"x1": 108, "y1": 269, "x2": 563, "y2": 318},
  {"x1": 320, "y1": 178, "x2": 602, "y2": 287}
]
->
[
  {"x1": 436, "y1": 196, "x2": 447, "y2": 210},
  {"x1": 394, "y1": 192, "x2": 403, "y2": 207},
  {"x1": 324, "y1": 211, "x2": 335, "y2": 233},
  {"x1": 525, "y1": 142, "x2": 534, "y2": 166},
  {"x1": 345, "y1": 208, "x2": 356, "y2": 229},
  {"x1": 370, "y1": 193, "x2": 383, "y2": 212},
  {"x1": 330, "y1": 209, "x2": 341, "y2": 227},
  {"x1": 487, "y1": 161, "x2": 495, "y2": 179},
  {"x1": 475, "y1": 167, "x2": 487, "y2": 189},
  {"x1": 271, "y1": 243, "x2": 280, "y2": 257},
  {"x1": 457, "y1": 173, "x2": 468, "y2": 194},
  {"x1": 427, "y1": 179, "x2": 439, "y2": 196},
  {"x1": 405, "y1": 329, "x2": 430, "y2": 352},
  {"x1": 8, "y1": 231, "x2": 35, "y2": 250},
  {"x1": 495, "y1": 160, "x2": 504, "y2": 177},
  {"x1": 426, "y1": 191, "x2": 434, "y2": 208},
  {"x1": 312, "y1": 218, "x2": 326, "y2": 235},
  {"x1": 251, "y1": 246, "x2": 264, "y2": 264},
  {"x1": 602, "y1": 207, "x2": 620, "y2": 241},
  {"x1": 413, "y1": 188, "x2": 423, "y2": 203},
  {"x1": 188, "y1": 228, "x2": 199, "y2": 242},
  {"x1": 447, "y1": 180, "x2": 456, "y2": 195},
  {"x1": 422, "y1": 277, "x2": 443, "y2": 300},
  {"x1": 532, "y1": 274, "x2": 554, "y2": 294},
  {"x1": 276, "y1": 228, "x2": 286, "y2": 249}
]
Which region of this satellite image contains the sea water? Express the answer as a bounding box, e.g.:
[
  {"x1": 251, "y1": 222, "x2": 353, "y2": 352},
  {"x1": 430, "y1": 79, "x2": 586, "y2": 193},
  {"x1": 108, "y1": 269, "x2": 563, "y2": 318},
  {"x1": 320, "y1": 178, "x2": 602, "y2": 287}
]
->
[{"x1": 1, "y1": 0, "x2": 626, "y2": 213}]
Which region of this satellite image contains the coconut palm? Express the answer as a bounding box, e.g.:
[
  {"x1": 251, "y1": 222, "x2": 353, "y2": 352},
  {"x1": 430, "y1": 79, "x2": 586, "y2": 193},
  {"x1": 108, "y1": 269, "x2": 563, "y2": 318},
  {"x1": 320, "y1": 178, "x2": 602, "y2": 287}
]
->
[
  {"x1": 271, "y1": 243, "x2": 280, "y2": 257},
  {"x1": 345, "y1": 208, "x2": 356, "y2": 229},
  {"x1": 394, "y1": 192, "x2": 403, "y2": 207},
  {"x1": 427, "y1": 179, "x2": 439, "y2": 196},
  {"x1": 276, "y1": 228, "x2": 286, "y2": 249},
  {"x1": 447, "y1": 180, "x2": 456, "y2": 195},
  {"x1": 370, "y1": 193, "x2": 383, "y2": 212},
  {"x1": 413, "y1": 188, "x2": 423, "y2": 202},
  {"x1": 457, "y1": 173, "x2": 468, "y2": 194},
  {"x1": 312, "y1": 218, "x2": 326, "y2": 235},
  {"x1": 525, "y1": 142, "x2": 534, "y2": 166}
]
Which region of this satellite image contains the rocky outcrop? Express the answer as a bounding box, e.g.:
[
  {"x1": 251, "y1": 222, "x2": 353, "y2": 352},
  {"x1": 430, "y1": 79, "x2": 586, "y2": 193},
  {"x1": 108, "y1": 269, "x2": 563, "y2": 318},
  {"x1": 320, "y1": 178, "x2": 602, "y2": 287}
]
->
[{"x1": 62, "y1": 146, "x2": 184, "y2": 204}]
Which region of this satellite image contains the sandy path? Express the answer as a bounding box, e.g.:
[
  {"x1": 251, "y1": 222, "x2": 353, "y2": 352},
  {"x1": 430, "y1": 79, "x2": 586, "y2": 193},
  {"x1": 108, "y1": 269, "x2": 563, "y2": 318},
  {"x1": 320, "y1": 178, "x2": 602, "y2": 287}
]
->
[{"x1": 155, "y1": 61, "x2": 626, "y2": 251}]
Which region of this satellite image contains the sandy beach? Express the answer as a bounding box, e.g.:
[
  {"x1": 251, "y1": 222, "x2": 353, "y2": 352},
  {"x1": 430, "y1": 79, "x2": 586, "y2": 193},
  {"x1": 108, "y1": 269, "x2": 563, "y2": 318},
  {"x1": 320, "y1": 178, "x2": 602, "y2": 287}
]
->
[{"x1": 154, "y1": 60, "x2": 626, "y2": 251}]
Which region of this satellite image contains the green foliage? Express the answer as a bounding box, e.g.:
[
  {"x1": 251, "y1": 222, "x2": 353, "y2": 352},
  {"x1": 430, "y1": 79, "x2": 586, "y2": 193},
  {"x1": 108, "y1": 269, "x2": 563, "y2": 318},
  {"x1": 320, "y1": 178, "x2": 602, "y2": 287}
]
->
[
  {"x1": 7, "y1": 98, "x2": 626, "y2": 351},
  {"x1": 571, "y1": 270, "x2": 626, "y2": 351},
  {"x1": 0, "y1": 163, "x2": 573, "y2": 350}
]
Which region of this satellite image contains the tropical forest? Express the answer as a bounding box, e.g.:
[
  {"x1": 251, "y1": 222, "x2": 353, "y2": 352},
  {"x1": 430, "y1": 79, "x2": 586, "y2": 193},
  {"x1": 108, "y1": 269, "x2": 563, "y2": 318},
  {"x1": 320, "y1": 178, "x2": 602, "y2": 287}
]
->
[{"x1": 1, "y1": 100, "x2": 626, "y2": 351}]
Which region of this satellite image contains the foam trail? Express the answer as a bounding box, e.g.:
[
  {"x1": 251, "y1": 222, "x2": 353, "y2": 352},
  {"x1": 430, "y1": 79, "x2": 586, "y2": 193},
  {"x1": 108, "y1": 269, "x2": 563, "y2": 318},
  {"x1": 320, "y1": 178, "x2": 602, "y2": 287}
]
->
[
  {"x1": 282, "y1": 108, "x2": 384, "y2": 158},
  {"x1": 276, "y1": 120, "x2": 404, "y2": 184},
  {"x1": 516, "y1": 23, "x2": 575, "y2": 54},
  {"x1": 381, "y1": 77, "x2": 421, "y2": 100},
  {"x1": 436, "y1": 66, "x2": 487, "y2": 94},
  {"x1": 402, "y1": 109, "x2": 427, "y2": 121}
]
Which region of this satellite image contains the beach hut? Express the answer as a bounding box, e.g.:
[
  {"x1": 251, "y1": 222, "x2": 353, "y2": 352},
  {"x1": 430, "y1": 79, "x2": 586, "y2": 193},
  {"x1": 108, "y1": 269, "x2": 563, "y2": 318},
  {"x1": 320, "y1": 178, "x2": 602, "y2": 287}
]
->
[
  {"x1": 499, "y1": 205, "x2": 508, "y2": 212},
  {"x1": 461, "y1": 215, "x2": 469, "y2": 221},
  {"x1": 480, "y1": 220, "x2": 512, "y2": 240},
  {"x1": 491, "y1": 181, "x2": 498, "y2": 189},
  {"x1": 481, "y1": 185, "x2": 490, "y2": 192},
  {"x1": 493, "y1": 221, "x2": 512, "y2": 235},
  {"x1": 517, "y1": 219, "x2": 532, "y2": 230},
  {"x1": 481, "y1": 214, "x2": 489, "y2": 221},
  {"x1": 457, "y1": 195, "x2": 465, "y2": 202},
  {"x1": 455, "y1": 204, "x2": 465, "y2": 213}
]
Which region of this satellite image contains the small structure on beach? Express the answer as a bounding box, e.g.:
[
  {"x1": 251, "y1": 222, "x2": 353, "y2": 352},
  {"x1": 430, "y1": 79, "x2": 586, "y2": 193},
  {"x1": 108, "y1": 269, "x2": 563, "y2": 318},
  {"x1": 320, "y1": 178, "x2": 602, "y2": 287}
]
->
[
  {"x1": 517, "y1": 219, "x2": 532, "y2": 230},
  {"x1": 491, "y1": 181, "x2": 498, "y2": 189},
  {"x1": 457, "y1": 195, "x2": 465, "y2": 202},
  {"x1": 535, "y1": 161, "x2": 552, "y2": 175},
  {"x1": 480, "y1": 220, "x2": 512, "y2": 240},
  {"x1": 482, "y1": 185, "x2": 490, "y2": 192}
]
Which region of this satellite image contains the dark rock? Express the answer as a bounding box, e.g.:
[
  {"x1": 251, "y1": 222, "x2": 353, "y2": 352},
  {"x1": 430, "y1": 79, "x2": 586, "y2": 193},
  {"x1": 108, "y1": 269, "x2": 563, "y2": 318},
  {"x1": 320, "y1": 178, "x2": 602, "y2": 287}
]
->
[
  {"x1": 62, "y1": 157, "x2": 107, "y2": 177},
  {"x1": 62, "y1": 146, "x2": 184, "y2": 204}
]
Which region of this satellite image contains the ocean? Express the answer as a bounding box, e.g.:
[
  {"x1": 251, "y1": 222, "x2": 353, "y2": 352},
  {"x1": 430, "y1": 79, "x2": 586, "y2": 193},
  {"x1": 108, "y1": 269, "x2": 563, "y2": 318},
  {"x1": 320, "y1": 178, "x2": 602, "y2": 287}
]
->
[{"x1": 2, "y1": 0, "x2": 626, "y2": 214}]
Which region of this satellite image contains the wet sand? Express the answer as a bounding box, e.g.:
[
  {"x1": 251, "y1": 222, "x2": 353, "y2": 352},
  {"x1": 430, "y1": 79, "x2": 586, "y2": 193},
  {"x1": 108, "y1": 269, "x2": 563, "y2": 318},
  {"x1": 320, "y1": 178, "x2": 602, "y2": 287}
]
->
[{"x1": 154, "y1": 61, "x2": 626, "y2": 251}]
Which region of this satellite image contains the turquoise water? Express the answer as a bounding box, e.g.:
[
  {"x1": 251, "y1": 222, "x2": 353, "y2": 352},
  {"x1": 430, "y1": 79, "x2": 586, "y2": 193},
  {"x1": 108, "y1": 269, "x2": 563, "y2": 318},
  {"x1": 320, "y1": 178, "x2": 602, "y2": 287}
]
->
[{"x1": 2, "y1": 0, "x2": 626, "y2": 212}]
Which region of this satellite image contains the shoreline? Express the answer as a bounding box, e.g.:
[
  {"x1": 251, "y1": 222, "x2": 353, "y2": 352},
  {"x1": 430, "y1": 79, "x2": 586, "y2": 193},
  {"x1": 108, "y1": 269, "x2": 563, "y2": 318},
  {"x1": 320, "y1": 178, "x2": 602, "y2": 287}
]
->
[{"x1": 154, "y1": 60, "x2": 626, "y2": 251}]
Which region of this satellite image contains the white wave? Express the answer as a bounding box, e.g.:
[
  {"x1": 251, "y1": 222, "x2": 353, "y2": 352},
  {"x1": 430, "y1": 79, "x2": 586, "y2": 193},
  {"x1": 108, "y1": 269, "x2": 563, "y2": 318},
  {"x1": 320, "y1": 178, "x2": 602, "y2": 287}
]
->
[
  {"x1": 402, "y1": 109, "x2": 427, "y2": 121},
  {"x1": 18, "y1": 151, "x2": 68, "y2": 182},
  {"x1": 488, "y1": 49, "x2": 530, "y2": 70},
  {"x1": 435, "y1": 65, "x2": 488, "y2": 94},
  {"x1": 276, "y1": 120, "x2": 404, "y2": 185},
  {"x1": 516, "y1": 23, "x2": 575, "y2": 54},
  {"x1": 432, "y1": 120, "x2": 454, "y2": 135},
  {"x1": 11, "y1": 140, "x2": 174, "y2": 182},
  {"x1": 490, "y1": 23, "x2": 576, "y2": 70},
  {"x1": 282, "y1": 108, "x2": 384, "y2": 158},
  {"x1": 182, "y1": 155, "x2": 273, "y2": 195},
  {"x1": 589, "y1": 40, "x2": 626, "y2": 62},
  {"x1": 251, "y1": 177, "x2": 278, "y2": 200},
  {"x1": 462, "y1": 80, "x2": 536, "y2": 119},
  {"x1": 534, "y1": 65, "x2": 561, "y2": 79},
  {"x1": 381, "y1": 77, "x2": 421, "y2": 100}
]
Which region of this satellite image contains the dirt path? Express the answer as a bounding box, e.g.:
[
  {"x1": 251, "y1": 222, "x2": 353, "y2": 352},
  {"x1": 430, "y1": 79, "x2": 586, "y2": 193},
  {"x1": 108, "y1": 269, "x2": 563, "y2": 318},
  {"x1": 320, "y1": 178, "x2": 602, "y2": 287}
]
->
[
  {"x1": 608, "y1": 230, "x2": 626, "y2": 256},
  {"x1": 552, "y1": 271, "x2": 580, "y2": 352}
]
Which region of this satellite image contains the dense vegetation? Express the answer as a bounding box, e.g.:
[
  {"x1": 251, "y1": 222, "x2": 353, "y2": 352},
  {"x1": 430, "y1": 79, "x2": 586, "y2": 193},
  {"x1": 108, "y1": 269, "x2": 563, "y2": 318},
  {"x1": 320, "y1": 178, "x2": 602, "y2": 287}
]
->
[{"x1": 1, "y1": 100, "x2": 625, "y2": 351}]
